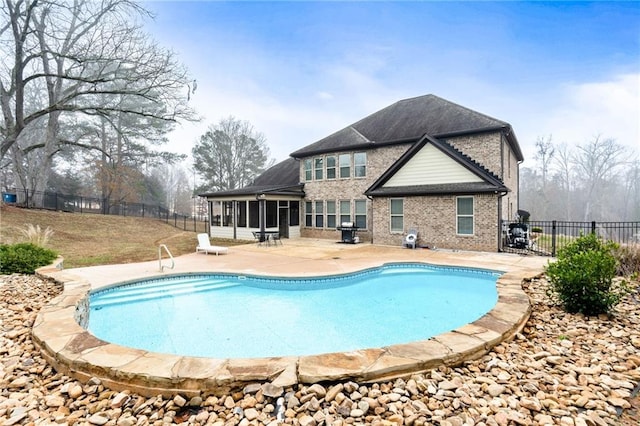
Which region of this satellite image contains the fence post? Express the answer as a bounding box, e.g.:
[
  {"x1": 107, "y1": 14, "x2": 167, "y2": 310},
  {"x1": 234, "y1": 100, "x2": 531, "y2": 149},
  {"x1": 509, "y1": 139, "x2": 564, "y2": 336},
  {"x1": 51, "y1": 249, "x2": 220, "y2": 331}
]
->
[
  {"x1": 591, "y1": 221, "x2": 596, "y2": 235},
  {"x1": 551, "y1": 220, "x2": 557, "y2": 257}
]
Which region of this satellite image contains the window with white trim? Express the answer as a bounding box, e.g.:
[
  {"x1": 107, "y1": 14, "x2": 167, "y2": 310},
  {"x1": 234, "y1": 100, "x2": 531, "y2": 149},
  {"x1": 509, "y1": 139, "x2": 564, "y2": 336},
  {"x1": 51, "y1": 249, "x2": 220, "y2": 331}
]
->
[
  {"x1": 390, "y1": 198, "x2": 404, "y2": 233},
  {"x1": 326, "y1": 156, "x2": 336, "y2": 179},
  {"x1": 354, "y1": 152, "x2": 366, "y2": 177},
  {"x1": 305, "y1": 201, "x2": 312, "y2": 227},
  {"x1": 326, "y1": 201, "x2": 336, "y2": 228},
  {"x1": 315, "y1": 201, "x2": 324, "y2": 228},
  {"x1": 303, "y1": 159, "x2": 312, "y2": 181},
  {"x1": 354, "y1": 199, "x2": 367, "y2": 229},
  {"x1": 314, "y1": 157, "x2": 323, "y2": 180},
  {"x1": 457, "y1": 196, "x2": 474, "y2": 235},
  {"x1": 339, "y1": 200, "x2": 351, "y2": 225},
  {"x1": 339, "y1": 154, "x2": 350, "y2": 178}
]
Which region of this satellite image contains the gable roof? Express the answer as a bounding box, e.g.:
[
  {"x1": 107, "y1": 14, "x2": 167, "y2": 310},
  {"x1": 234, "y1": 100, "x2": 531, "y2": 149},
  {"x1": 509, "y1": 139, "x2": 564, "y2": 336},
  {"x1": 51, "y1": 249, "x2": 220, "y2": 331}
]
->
[
  {"x1": 199, "y1": 157, "x2": 304, "y2": 198},
  {"x1": 291, "y1": 94, "x2": 523, "y2": 161},
  {"x1": 365, "y1": 135, "x2": 509, "y2": 197}
]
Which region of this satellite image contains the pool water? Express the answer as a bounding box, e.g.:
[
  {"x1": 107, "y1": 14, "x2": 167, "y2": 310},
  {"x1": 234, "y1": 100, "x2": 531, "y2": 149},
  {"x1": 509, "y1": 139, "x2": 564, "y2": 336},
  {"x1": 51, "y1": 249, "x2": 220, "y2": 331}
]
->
[{"x1": 89, "y1": 263, "x2": 501, "y2": 359}]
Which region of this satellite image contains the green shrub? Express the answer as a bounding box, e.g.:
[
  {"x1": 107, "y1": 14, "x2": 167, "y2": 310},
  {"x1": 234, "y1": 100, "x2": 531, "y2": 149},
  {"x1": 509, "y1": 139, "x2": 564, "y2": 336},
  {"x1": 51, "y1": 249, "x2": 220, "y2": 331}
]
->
[
  {"x1": 0, "y1": 243, "x2": 58, "y2": 275},
  {"x1": 531, "y1": 226, "x2": 543, "y2": 233},
  {"x1": 545, "y1": 233, "x2": 627, "y2": 316}
]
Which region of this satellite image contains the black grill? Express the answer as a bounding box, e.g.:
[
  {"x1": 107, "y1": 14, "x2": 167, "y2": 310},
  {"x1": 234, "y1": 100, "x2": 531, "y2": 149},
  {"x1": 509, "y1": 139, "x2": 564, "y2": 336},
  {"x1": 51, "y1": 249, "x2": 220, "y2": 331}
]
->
[{"x1": 337, "y1": 222, "x2": 359, "y2": 244}]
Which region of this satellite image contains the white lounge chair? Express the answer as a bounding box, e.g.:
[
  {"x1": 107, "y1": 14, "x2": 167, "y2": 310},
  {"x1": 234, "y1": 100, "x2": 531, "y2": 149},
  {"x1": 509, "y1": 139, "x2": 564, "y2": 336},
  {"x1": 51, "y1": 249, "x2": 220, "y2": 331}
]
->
[
  {"x1": 196, "y1": 233, "x2": 229, "y2": 256},
  {"x1": 403, "y1": 229, "x2": 418, "y2": 249}
]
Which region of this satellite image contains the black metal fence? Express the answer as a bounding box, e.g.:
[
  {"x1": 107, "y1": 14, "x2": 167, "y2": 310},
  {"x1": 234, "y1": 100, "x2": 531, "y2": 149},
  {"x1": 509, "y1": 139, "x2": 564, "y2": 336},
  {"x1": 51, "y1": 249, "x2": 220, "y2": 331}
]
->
[
  {"x1": 501, "y1": 220, "x2": 640, "y2": 256},
  {"x1": 1, "y1": 187, "x2": 209, "y2": 234}
]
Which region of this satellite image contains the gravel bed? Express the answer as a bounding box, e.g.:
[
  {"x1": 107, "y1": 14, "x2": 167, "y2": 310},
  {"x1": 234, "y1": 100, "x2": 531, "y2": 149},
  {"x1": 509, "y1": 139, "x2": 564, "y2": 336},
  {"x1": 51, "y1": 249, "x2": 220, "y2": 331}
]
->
[{"x1": 1, "y1": 273, "x2": 639, "y2": 426}]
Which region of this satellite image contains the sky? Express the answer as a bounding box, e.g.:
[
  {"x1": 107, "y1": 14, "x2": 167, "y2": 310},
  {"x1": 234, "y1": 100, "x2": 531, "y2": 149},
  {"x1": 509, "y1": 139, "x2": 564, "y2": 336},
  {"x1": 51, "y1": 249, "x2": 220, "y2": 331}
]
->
[{"x1": 143, "y1": 1, "x2": 640, "y2": 168}]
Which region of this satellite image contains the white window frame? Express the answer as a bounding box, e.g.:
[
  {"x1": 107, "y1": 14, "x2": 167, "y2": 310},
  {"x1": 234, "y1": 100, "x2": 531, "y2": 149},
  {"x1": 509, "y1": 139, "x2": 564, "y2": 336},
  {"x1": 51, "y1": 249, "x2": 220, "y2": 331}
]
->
[
  {"x1": 326, "y1": 200, "x2": 336, "y2": 228},
  {"x1": 339, "y1": 154, "x2": 350, "y2": 179},
  {"x1": 315, "y1": 200, "x2": 324, "y2": 228},
  {"x1": 354, "y1": 152, "x2": 366, "y2": 178},
  {"x1": 314, "y1": 157, "x2": 323, "y2": 180},
  {"x1": 456, "y1": 196, "x2": 474, "y2": 235},
  {"x1": 354, "y1": 199, "x2": 367, "y2": 229},
  {"x1": 303, "y1": 159, "x2": 312, "y2": 181},
  {"x1": 339, "y1": 200, "x2": 351, "y2": 225},
  {"x1": 390, "y1": 198, "x2": 404, "y2": 233},
  {"x1": 305, "y1": 201, "x2": 313, "y2": 227},
  {"x1": 326, "y1": 155, "x2": 336, "y2": 179}
]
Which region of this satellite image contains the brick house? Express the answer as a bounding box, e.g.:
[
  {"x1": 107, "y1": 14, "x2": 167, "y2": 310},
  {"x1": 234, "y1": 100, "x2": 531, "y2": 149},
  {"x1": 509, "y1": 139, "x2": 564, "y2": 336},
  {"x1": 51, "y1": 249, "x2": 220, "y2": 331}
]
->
[{"x1": 201, "y1": 94, "x2": 523, "y2": 251}]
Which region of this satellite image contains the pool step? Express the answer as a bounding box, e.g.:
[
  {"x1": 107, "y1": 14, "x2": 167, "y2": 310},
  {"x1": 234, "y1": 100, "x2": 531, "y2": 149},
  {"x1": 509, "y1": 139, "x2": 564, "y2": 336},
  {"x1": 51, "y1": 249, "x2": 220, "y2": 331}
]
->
[{"x1": 91, "y1": 278, "x2": 238, "y2": 308}]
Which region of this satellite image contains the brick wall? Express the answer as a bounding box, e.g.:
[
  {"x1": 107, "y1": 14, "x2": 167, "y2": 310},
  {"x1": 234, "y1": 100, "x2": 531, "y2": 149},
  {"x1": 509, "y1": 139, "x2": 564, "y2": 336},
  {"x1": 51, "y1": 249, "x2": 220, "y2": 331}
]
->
[
  {"x1": 372, "y1": 193, "x2": 499, "y2": 251},
  {"x1": 447, "y1": 131, "x2": 520, "y2": 222},
  {"x1": 299, "y1": 130, "x2": 517, "y2": 251},
  {"x1": 300, "y1": 144, "x2": 411, "y2": 242}
]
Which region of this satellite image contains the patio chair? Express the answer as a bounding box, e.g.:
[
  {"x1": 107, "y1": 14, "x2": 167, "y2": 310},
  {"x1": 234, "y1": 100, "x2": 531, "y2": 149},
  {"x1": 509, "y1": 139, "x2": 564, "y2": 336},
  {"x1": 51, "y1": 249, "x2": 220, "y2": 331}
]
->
[
  {"x1": 252, "y1": 231, "x2": 268, "y2": 247},
  {"x1": 270, "y1": 232, "x2": 283, "y2": 246},
  {"x1": 196, "y1": 233, "x2": 229, "y2": 256},
  {"x1": 403, "y1": 228, "x2": 418, "y2": 249}
]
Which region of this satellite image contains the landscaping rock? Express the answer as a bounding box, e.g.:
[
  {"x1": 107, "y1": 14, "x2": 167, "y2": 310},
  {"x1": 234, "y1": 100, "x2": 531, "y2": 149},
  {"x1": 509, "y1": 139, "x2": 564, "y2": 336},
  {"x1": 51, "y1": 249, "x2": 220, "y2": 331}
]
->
[{"x1": 0, "y1": 274, "x2": 638, "y2": 426}]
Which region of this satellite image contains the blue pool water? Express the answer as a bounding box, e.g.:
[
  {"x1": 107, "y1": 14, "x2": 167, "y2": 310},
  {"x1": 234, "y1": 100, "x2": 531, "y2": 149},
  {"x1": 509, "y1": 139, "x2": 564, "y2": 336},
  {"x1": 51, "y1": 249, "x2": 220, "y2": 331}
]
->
[{"x1": 88, "y1": 263, "x2": 501, "y2": 359}]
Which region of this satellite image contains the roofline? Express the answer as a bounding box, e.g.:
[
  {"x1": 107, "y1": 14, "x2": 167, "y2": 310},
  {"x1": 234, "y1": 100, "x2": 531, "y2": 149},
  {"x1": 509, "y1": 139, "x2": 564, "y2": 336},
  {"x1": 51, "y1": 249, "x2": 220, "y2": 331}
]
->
[
  {"x1": 199, "y1": 184, "x2": 304, "y2": 199},
  {"x1": 290, "y1": 138, "x2": 417, "y2": 159},
  {"x1": 364, "y1": 135, "x2": 506, "y2": 196},
  {"x1": 433, "y1": 125, "x2": 507, "y2": 139},
  {"x1": 290, "y1": 125, "x2": 524, "y2": 161},
  {"x1": 365, "y1": 186, "x2": 509, "y2": 197}
]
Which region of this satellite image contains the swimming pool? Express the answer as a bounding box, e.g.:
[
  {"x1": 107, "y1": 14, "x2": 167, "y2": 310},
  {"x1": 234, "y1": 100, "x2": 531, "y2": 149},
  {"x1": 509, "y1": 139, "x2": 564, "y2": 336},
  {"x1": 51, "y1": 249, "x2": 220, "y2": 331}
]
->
[{"x1": 89, "y1": 263, "x2": 501, "y2": 358}]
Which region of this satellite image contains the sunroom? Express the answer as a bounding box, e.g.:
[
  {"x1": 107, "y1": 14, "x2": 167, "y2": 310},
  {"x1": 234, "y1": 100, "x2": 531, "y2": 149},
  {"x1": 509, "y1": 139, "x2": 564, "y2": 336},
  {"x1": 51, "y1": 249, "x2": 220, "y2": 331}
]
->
[{"x1": 200, "y1": 158, "x2": 304, "y2": 241}]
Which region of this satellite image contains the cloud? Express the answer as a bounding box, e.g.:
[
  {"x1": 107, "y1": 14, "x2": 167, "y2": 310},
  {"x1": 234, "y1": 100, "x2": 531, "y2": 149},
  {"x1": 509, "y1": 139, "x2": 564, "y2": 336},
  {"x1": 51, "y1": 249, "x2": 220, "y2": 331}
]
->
[
  {"x1": 545, "y1": 73, "x2": 639, "y2": 147},
  {"x1": 315, "y1": 91, "x2": 333, "y2": 100},
  {"x1": 514, "y1": 73, "x2": 640, "y2": 167}
]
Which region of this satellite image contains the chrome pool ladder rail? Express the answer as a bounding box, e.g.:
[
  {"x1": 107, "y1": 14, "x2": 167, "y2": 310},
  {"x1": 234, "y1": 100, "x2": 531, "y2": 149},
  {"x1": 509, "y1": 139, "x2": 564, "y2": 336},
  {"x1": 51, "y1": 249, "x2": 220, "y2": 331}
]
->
[{"x1": 158, "y1": 244, "x2": 175, "y2": 272}]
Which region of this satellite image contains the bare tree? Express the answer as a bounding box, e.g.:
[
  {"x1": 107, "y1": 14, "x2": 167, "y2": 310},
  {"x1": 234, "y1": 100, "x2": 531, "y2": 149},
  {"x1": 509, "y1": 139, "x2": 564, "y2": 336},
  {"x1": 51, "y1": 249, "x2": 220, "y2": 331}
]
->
[
  {"x1": 573, "y1": 135, "x2": 627, "y2": 220},
  {"x1": 0, "y1": 0, "x2": 195, "y2": 196},
  {"x1": 618, "y1": 157, "x2": 640, "y2": 221},
  {"x1": 533, "y1": 135, "x2": 555, "y2": 219},
  {"x1": 192, "y1": 117, "x2": 273, "y2": 192},
  {"x1": 552, "y1": 143, "x2": 575, "y2": 220}
]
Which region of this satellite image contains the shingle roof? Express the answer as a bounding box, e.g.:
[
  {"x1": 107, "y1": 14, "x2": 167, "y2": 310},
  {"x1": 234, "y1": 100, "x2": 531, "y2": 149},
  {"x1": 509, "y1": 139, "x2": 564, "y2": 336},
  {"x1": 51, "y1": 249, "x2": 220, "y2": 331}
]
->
[
  {"x1": 291, "y1": 94, "x2": 523, "y2": 161},
  {"x1": 199, "y1": 158, "x2": 304, "y2": 198},
  {"x1": 365, "y1": 135, "x2": 509, "y2": 197}
]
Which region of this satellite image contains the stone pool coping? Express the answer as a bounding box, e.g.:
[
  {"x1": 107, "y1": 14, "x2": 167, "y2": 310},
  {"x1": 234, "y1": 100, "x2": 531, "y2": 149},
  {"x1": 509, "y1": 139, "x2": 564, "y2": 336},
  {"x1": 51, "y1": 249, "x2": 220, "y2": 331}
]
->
[{"x1": 32, "y1": 245, "x2": 545, "y2": 397}]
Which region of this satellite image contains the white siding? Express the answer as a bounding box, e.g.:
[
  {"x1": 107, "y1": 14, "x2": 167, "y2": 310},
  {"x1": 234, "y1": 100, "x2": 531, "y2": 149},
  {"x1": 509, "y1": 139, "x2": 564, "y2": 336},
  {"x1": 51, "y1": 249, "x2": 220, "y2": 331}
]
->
[{"x1": 383, "y1": 144, "x2": 482, "y2": 187}]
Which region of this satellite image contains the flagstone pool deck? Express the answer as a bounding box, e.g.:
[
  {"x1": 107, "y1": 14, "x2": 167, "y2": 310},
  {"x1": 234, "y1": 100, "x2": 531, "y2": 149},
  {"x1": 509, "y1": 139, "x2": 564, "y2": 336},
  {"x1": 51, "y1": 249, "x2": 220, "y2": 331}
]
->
[{"x1": 32, "y1": 239, "x2": 549, "y2": 397}]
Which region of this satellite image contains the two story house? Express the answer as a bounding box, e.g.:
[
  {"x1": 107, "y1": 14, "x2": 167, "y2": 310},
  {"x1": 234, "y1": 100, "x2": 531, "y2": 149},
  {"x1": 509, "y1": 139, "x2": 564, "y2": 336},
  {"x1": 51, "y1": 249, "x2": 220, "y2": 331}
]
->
[{"x1": 200, "y1": 94, "x2": 523, "y2": 251}]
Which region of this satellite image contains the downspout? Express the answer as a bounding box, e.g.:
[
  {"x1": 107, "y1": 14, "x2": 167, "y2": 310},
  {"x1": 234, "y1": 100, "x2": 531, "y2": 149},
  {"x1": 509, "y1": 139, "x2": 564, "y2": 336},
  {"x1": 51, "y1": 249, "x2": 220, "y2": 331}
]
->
[
  {"x1": 366, "y1": 194, "x2": 374, "y2": 244},
  {"x1": 497, "y1": 191, "x2": 508, "y2": 252},
  {"x1": 517, "y1": 160, "x2": 523, "y2": 214}
]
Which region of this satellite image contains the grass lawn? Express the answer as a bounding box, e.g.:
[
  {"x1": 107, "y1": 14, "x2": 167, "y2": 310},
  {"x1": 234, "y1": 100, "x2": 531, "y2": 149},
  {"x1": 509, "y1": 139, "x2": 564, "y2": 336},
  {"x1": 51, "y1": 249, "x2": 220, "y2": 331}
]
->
[{"x1": 0, "y1": 205, "x2": 239, "y2": 268}]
